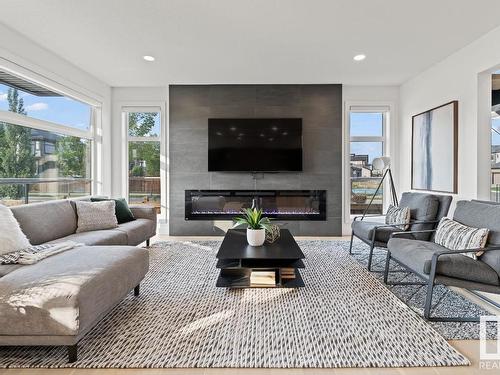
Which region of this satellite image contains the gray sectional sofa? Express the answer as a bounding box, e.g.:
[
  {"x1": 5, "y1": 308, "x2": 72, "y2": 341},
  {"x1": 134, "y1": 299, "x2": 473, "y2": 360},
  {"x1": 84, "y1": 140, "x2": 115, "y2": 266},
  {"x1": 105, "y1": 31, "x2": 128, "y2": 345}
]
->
[{"x1": 0, "y1": 199, "x2": 156, "y2": 362}]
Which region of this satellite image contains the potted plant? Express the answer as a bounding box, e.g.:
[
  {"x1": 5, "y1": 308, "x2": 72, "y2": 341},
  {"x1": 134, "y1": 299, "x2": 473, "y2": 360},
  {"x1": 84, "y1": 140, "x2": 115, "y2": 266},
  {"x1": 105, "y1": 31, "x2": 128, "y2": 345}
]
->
[{"x1": 233, "y1": 208, "x2": 272, "y2": 246}]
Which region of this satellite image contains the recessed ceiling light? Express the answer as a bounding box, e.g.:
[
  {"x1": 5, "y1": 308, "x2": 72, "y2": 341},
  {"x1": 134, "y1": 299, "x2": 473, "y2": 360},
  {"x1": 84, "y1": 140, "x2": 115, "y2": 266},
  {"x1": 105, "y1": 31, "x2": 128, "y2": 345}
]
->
[
  {"x1": 143, "y1": 55, "x2": 155, "y2": 62},
  {"x1": 353, "y1": 54, "x2": 366, "y2": 61}
]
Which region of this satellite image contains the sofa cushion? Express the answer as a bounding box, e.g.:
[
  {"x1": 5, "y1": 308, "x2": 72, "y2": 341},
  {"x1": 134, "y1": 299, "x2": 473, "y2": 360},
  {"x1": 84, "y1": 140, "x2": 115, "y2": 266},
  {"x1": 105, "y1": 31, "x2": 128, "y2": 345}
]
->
[
  {"x1": 115, "y1": 219, "x2": 155, "y2": 246},
  {"x1": 0, "y1": 246, "x2": 149, "y2": 336},
  {"x1": 10, "y1": 200, "x2": 77, "y2": 245},
  {"x1": 453, "y1": 200, "x2": 500, "y2": 275},
  {"x1": 91, "y1": 197, "x2": 136, "y2": 224},
  {"x1": 387, "y1": 238, "x2": 500, "y2": 286},
  {"x1": 48, "y1": 229, "x2": 128, "y2": 246},
  {"x1": 352, "y1": 220, "x2": 403, "y2": 244},
  {"x1": 75, "y1": 200, "x2": 118, "y2": 233},
  {"x1": 0, "y1": 205, "x2": 31, "y2": 255}
]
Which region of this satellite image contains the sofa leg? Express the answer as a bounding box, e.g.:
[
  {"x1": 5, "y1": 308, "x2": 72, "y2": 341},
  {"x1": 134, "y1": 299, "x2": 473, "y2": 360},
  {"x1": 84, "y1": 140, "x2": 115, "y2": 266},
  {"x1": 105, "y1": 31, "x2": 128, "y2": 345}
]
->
[
  {"x1": 134, "y1": 284, "x2": 140, "y2": 296},
  {"x1": 348, "y1": 232, "x2": 354, "y2": 254},
  {"x1": 67, "y1": 344, "x2": 78, "y2": 363},
  {"x1": 367, "y1": 242, "x2": 375, "y2": 271},
  {"x1": 146, "y1": 239, "x2": 150, "y2": 247}
]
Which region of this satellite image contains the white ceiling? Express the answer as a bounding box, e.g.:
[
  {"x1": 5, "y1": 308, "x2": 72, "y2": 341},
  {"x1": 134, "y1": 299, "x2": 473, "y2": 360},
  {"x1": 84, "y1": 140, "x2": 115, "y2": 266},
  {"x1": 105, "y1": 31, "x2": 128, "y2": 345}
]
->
[{"x1": 1, "y1": 0, "x2": 500, "y2": 87}]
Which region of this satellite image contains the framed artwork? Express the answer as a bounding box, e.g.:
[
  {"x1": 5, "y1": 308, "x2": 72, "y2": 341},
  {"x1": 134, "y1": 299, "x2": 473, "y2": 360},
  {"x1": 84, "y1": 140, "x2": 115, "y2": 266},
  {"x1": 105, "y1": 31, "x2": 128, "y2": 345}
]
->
[{"x1": 411, "y1": 101, "x2": 458, "y2": 193}]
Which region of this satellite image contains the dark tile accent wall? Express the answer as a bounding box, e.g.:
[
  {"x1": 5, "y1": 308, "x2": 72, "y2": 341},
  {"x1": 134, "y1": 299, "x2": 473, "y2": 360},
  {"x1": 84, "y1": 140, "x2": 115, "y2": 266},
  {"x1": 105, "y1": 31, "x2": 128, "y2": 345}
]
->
[{"x1": 169, "y1": 84, "x2": 342, "y2": 235}]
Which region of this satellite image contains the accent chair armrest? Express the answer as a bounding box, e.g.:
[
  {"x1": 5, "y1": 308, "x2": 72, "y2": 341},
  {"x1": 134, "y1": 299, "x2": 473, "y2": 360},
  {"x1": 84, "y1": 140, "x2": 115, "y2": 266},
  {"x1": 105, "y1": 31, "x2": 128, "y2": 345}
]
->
[
  {"x1": 432, "y1": 246, "x2": 500, "y2": 260},
  {"x1": 352, "y1": 214, "x2": 386, "y2": 222},
  {"x1": 424, "y1": 246, "x2": 500, "y2": 284},
  {"x1": 374, "y1": 220, "x2": 439, "y2": 232},
  {"x1": 389, "y1": 229, "x2": 437, "y2": 240}
]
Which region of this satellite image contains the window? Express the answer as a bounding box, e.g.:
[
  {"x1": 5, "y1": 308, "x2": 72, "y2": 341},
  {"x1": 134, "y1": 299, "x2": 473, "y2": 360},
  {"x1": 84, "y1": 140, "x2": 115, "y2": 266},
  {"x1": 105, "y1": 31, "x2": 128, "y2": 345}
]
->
[
  {"x1": 0, "y1": 74, "x2": 95, "y2": 206},
  {"x1": 349, "y1": 110, "x2": 387, "y2": 215},
  {"x1": 126, "y1": 110, "x2": 161, "y2": 213},
  {"x1": 0, "y1": 83, "x2": 91, "y2": 130},
  {"x1": 492, "y1": 73, "x2": 500, "y2": 202}
]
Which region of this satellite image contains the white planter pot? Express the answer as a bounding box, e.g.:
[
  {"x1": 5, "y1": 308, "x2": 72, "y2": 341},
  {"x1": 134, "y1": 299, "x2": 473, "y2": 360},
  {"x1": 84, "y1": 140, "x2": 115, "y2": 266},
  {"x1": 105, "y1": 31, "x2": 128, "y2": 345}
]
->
[{"x1": 247, "y1": 228, "x2": 265, "y2": 246}]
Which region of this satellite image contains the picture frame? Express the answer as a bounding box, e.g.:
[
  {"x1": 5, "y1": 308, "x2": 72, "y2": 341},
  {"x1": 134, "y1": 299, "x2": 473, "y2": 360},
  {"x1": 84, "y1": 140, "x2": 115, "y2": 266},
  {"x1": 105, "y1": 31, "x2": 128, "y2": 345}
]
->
[{"x1": 411, "y1": 101, "x2": 458, "y2": 194}]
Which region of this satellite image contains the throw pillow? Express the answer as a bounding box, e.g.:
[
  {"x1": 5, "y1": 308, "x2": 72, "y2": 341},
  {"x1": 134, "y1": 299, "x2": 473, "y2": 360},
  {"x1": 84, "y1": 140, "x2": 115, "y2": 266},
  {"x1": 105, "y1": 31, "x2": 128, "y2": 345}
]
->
[
  {"x1": 385, "y1": 204, "x2": 411, "y2": 230},
  {"x1": 75, "y1": 200, "x2": 118, "y2": 233},
  {"x1": 90, "y1": 197, "x2": 136, "y2": 224},
  {"x1": 0, "y1": 204, "x2": 31, "y2": 255},
  {"x1": 434, "y1": 217, "x2": 489, "y2": 259}
]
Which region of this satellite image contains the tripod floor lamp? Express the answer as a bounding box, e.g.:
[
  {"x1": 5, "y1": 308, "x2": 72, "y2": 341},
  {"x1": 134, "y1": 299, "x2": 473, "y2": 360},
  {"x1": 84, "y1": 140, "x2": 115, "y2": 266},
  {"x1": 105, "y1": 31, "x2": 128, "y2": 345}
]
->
[{"x1": 360, "y1": 156, "x2": 398, "y2": 219}]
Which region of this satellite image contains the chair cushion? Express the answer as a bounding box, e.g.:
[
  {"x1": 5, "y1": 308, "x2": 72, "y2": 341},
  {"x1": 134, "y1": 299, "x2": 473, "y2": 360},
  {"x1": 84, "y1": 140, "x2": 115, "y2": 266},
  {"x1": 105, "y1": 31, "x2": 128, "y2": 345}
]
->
[
  {"x1": 387, "y1": 238, "x2": 500, "y2": 286},
  {"x1": 399, "y1": 192, "x2": 439, "y2": 240},
  {"x1": 0, "y1": 246, "x2": 149, "y2": 336},
  {"x1": 115, "y1": 219, "x2": 155, "y2": 246},
  {"x1": 48, "y1": 229, "x2": 128, "y2": 246},
  {"x1": 352, "y1": 220, "x2": 403, "y2": 244},
  {"x1": 453, "y1": 200, "x2": 500, "y2": 275}
]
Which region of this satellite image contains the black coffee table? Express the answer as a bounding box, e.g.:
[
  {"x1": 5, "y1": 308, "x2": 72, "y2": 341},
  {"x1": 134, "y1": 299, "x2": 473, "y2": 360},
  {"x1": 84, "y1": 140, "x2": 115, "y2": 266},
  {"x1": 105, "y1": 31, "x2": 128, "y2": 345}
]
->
[{"x1": 215, "y1": 229, "x2": 305, "y2": 288}]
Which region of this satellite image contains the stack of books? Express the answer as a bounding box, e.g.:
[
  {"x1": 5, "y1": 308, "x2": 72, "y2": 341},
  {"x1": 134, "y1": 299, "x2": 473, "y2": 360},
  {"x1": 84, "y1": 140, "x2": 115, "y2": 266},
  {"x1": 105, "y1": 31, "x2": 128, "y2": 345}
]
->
[
  {"x1": 280, "y1": 268, "x2": 296, "y2": 280},
  {"x1": 250, "y1": 271, "x2": 276, "y2": 286}
]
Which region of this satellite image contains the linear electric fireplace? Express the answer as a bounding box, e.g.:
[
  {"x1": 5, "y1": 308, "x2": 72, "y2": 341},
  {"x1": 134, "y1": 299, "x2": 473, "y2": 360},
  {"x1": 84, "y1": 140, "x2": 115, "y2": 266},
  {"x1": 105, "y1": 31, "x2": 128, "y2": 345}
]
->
[{"x1": 185, "y1": 190, "x2": 326, "y2": 221}]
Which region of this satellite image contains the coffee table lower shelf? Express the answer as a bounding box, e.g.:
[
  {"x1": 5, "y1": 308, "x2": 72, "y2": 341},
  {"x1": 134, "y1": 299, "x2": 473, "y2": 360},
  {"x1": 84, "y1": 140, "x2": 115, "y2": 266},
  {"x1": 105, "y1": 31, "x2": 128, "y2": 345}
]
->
[{"x1": 216, "y1": 268, "x2": 305, "y2": 288}]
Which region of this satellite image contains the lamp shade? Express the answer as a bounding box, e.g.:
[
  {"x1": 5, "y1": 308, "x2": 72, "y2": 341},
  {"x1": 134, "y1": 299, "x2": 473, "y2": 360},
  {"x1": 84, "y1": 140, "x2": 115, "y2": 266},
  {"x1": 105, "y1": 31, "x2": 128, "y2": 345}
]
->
[{"x1": 372, "y1": 156, "x2": 390, "y2": 171}]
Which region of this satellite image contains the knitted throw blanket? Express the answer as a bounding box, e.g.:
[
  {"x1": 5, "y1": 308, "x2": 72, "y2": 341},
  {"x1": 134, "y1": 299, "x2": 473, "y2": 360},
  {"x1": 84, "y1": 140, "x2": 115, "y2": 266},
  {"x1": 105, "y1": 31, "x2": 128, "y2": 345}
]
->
[{"x1": 0, "y1": 241, "x2": 83, "y2": 265}]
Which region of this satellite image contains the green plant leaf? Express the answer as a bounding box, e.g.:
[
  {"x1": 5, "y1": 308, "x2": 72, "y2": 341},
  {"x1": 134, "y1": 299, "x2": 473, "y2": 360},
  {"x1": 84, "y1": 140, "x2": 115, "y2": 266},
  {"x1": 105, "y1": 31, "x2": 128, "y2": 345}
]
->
[{"x1": 232, "y1": 208, "x2": 270, "y2": 230}]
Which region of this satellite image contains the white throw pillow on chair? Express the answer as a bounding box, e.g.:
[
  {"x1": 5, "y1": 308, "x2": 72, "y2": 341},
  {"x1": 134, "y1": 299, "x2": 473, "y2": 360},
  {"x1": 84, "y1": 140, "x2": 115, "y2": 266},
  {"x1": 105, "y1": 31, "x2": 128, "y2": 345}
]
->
[
  {"x1": 0, "y1": 204, "x2": 31, "y2": 255},
  {"x1": 385, "y1": 204, "x2": 411, "y2": 230}
]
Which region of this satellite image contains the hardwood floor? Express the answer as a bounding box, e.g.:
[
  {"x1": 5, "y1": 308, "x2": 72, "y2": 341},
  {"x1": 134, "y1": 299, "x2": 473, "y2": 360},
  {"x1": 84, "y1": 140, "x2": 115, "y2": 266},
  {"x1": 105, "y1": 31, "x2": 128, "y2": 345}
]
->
[
  {"x1": 1, "y1": 236, "x2": 498, "y2": 375},
  {"x1": 0, "y1": 341, "x2": 496, "y2": 375}
]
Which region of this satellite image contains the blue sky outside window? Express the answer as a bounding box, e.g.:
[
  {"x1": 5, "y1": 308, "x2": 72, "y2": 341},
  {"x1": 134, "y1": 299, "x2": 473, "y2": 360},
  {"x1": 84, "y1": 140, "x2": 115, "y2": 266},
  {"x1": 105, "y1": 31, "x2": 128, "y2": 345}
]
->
[
  {"x1": 0, "y1": 83, "x2": 91, "y2": 130},
  {"x1": 350, "y1": 112, "x2": 384, "y2": 162}
]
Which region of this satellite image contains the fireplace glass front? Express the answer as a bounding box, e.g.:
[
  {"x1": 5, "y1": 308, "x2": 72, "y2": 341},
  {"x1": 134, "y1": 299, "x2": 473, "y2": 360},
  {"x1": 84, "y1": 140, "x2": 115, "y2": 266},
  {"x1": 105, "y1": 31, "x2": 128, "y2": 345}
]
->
[{"x1": 185, "y1": 190, "x2": 326, "y2": 221}]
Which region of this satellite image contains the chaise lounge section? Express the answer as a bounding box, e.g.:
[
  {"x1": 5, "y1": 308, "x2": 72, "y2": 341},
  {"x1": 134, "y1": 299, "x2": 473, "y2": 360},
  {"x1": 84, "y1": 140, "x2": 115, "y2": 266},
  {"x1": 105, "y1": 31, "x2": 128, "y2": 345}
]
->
[{"x1": 0, "y1": 199, "x2": 155, "y2": 362}]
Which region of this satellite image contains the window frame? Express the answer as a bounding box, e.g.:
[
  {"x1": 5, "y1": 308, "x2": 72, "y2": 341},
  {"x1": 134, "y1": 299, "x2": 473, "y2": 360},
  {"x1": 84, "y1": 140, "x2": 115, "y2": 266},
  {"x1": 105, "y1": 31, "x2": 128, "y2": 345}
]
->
[
  {"x1": 0, "y1": 76, "x2": 98, "y2": 198},
  {"x1": 344, "y1": 104, "x2": 391, "y2": 227},
  {"x1": 122, "y1": 105, "x2": 164, "y2": 213}
]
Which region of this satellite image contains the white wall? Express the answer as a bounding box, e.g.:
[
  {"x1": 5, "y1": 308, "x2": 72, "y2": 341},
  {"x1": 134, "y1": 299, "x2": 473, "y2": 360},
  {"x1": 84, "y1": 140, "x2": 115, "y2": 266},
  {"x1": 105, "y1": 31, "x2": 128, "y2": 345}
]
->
[
  {"x1": 0, "y1": 23, "x2": 112, "y2": 196},
  {"x1": 398, "y1": 25, "x2": 500, "y2": 209},
  {"x1": 342, "y1": 85, "x2": 400, "y2": 234}
]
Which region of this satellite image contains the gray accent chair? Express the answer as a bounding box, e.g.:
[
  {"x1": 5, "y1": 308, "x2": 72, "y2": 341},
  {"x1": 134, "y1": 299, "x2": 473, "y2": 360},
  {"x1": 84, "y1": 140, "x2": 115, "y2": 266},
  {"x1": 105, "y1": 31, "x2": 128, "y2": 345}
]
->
[
  {"x1": 350, "y1": 192, "x2": 452, "y2": 271},
  {"x1": 384, "y1": 200, "x2": 500, "y2": 322},
  {"x1": 0, "y1": 198, "x2": 155, "y2": 362}
]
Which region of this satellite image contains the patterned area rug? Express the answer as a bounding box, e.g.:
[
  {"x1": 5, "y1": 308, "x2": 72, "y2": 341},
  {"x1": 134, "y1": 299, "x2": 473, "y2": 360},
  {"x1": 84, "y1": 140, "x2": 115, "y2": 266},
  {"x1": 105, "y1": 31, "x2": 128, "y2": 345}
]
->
[
  {"x1": 348, "y1": 239, "x2": 496, "y2": 340},
  {"x1": 0, "y1": 240, "x2": 469, "y2": 368}
]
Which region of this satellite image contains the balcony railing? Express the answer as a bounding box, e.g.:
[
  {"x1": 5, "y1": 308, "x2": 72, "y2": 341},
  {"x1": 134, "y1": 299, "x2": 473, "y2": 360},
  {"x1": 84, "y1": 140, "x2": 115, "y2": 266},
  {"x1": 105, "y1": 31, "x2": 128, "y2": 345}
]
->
[
  {"x1": 0, "y1": 178, "x2": 91, "y2": 206},
  {"x1": 491, "y1": 184, "x2": 500, "y2": 203},
  {"x1": 351, "y1": 177, "x2": 383, "y2": 215},
  {"x1": 129, "y1": 176, "x2": 161, "y2": 213}
]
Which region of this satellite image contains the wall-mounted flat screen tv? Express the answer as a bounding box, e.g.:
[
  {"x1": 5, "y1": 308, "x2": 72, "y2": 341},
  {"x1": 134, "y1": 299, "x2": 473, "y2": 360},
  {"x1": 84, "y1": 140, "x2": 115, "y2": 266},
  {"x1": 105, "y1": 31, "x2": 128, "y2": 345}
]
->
[{"x1": 208, "y1": 118, "x2": 302, "y2": 172}]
